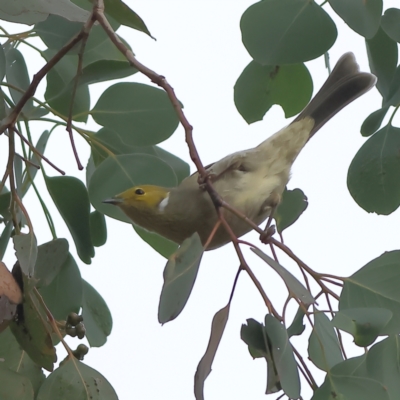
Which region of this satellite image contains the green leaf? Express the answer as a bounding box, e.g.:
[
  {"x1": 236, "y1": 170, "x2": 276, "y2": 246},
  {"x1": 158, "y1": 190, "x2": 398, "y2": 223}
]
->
[
  {"x1": 133, "y1": 225, "x2": 178, "y2": 259},
  {"x1": 102, "y1": 0, "x2": 153, "y2": 38},
  {"x1": 89, "y1": 211, "x2": 107, "y2": 247},
  {"x1": 13, "y1": 233, "x2": 38, "y2": 277},
  {"x1": 234, "y1": 61, "x2": 312, "y2": 124},
  {"x1": 91, "y1": 82, "x2": 179, "y2": 146},
  {"x1": 10, "y1": 270, "x2": 56, "y2": 372},
  {"x1": 360, "y1": 107, "x2": 389, "y2": 137},
  {"x1": 88, "y1": 153, "x2": 177, "y2": 222},
  {"x1": 347, "y1": 124, "x2": 400, "y2": 215},
  {"x1": 240, "y1": 0, "x2": 337, "y2": 65},
  {"x1": 366, "y1": 336, "x2": 400, "y2": 400},
  {"x1": 194, "y1": 304, "x2": 230, "y2": 400},
  {"x1": 39, "y1": 253, "x2": 82, "y2": 321},
  {"x1": 158, "y1": 233, "x2": 204, "y2": 324},
  {"x1": 5, "y1": 48, "x2": 33, "y2": 114},
  {"x1": 36, "y1": 358, "x2": 118, "y2": 400},
  {"x1": 0, "y1": 190, "x2": 11, "y2": 220},
  {"x1": 91, "y1": 128, "x2": 190, "y2": 184},
  {"x1": 21, "y1": 130, "x2": 50, "y2": 197},
  {"x1": 0, "y1": 221, "x2": 13, "y2": 260},
  {"x1": 275, "y1": 187, "x2": 308, "y2": 233},
  {"x1": 366, "y1": 27, "x2": 398, "y2": 100},
  {"x1": 287, "y1": 306, "x2": 306, "y2": 337},
  {"x1": 333, "y1": 308, "x2": 392, "y2": 347},
  {"x1": 0, "y1": 328, "x2": 46, "y2": 395},
  {"x1": 81, "y1": 279, "x2": 112, "y2": 348},
  {"x1": 264, "y1": 315, "x2": 300, "y2": 399},
  {"x1": 312, "y1": 355, "x2": 389, "y2": 400},
  {"x1": 46, "y1": 176, "x2": 94, "y2": 264},
  {"x1": 35, "y1": 13, "x2": 119, "y2": 54},
  {"x1": 308, "y1": 311, "x2": 343, "y2": 371},
  {"x1": 328, "y1": 0, "x2": 382, "y2": 39},
  {"x1": 0, "y1": 45, "x2": 6, "y2": 81},
  {"x1": 45, "y1": 66, "x2": 90, "y2": 122},
  {"x1": 251, "y1": 247, "x2": 314, "y2": 306},
  {"x1": 33, "y1": 238, "x2": 69, "y2": 288},
  {"x1": 340, "y1": 251, "x2": 400, "y2": 334},
  {"x1": 0, "y1": 365, "x2": 34, "y2": 400},
  {"x1": 381, "y1": 8, "x2": 400, "y2": 43},
  {"x1": 241, "y1": 318, "x2": 281, "y2": 394}
]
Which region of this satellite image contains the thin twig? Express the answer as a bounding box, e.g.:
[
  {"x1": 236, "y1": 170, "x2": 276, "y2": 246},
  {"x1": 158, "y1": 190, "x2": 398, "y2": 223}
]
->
[
  {"x1": 292, "y1": 346, "x2": 318, "y2": 390},
  {"x1": 12, "y1": 127, "x2": 65, "y2": 175}
]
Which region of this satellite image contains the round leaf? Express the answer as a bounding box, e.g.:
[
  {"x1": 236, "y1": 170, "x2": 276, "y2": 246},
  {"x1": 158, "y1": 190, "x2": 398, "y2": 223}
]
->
[
  {"x1": 91, "y1": 83, "x2": 179, "y2": 146},
  {"x1": 89, "y1": 211, "x2": 107, "y2": 247},
  {"x1": 234, "y1": 61, "x2": 312, "y2": 123},
  {"x1": 347, "y1": 125, "x2": 400, "y2": 215},
  {"x1": 329, "y1": 0, "x2": 382, "y2": 39},
  {"x1": 381, "y1": 8, "x2": 400, "y2": 43},
  {"x1": 240, "y1": 0, "x2": 337, "y2": 65}
]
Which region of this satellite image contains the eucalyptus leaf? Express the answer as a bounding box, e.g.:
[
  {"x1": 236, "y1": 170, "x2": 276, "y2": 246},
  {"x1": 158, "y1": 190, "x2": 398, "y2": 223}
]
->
[
  {"x1": 347, "y1": 124, "x2": 400, "y2": 215},
  {"x1": 158, "y1": 233, "x2": 204, "y2": 324},
  {"x1": 195, "y1": 304, "x2": 230, "y2": 400},
  {"x1": 91, "y1": 82, "x2": 179, "y2": 147},
  {"x1": 240, "y1": 0, "x2": 336, "y2": 65},
  {"x1": 234, "y1": 61, "x2": 312, "y2": 124},
  {"x1": 46, "y1": 176, "x2": 94, "y2": 264}
]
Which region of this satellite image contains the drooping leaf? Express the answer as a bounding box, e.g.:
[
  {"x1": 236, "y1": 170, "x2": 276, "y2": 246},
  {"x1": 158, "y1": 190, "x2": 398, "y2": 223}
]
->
[
  {"x1": 347, "y1": 124, "x2": 400, "y2": 215},
  {"x1": 240, "y1": 0, "x2": 337, "y2": 65},
  {"x1": 308, "y1": 311, "x2": 343, "y2": 371},
  {"x1": 10, "y1": 268, "x2": 56, "y2": 372},
  {"x1": 0, "y1": 327, "x2": 46, "y2": 395},
  {"x1": 333, "y1": 308, "x2": 392, "y2": 347},
  {"x1": 0, "y1": 221, "x2": 13, "y2": 260},
  {"x1": 340, "y1": 251, "x2": 400, "y2": 334},
  {"x1": 0, "y1": 45, "x2": 6, "y2": 81},
  {"x1": 33, "y1": 238, "x2": 69, "y2": 288},
  {"x1": 251, "y1": 247, "x2": 314, "y2": 306},
  {"x1": 366, "y1": 27, "x2": 398, "y2": 100},
  {"x1": 0, "y1": 0, "x2": 90, "y2": 25},
  {"x1": 241, "y1": 318, "x2": 281, "y2": 394},
  {"x1": 194, "y1": 304, "x2": 230, "y2": 400},
  {"x1": 287, "y1": 306, "x2": 306, "y2": 338},
  {"x1": 102, "y1": 0, "x2": 153, "y2": 38},
  {"x1": 91, "y1": 83, "x2": 179, "y2": 147},
  {"x1": 312, "y1": 355, "x2": 389, "y2": 400},
  {"x1": 264, "y1": 315, "x2": 300, "y2": 399},
  {"x1": 234, "y1": 61, "x2": 312, "y2": 124},
  {"x1": 360, "y1": 107, "x2": 389, "y2": 137},
  {"x1": 133, "y1": 225, "x2": 178, "y2": 259},
  {"x1": 366, "y1": 335, "x2": 400, "y2": 399},
  {"x1": 88, "y1": 153, "x2": 177, "y2": 222},
  {"x1": 81, "y1": 279, "x2": 112, "y2": 348},
  {"x1": 39, "y1": 253, "x2": 82, "y2": 321},
  {"x1": 36, "y1": 358, "x2": 118, "y2": 400},
  {"x1": 0, "y1": 365, "x2": 34, "y2": 400},
  {"x1": 328, "y1": 0, "x2": 382, "y2": 39},
  {"x1": 381, "y1": 8, "x2": 400, "y2": 43},
  {"x1": 13, "y1": 233, "x2": 38, "y2": 277},
  {"x1": 21, "y1": 130, "x2": 50, "y2": 197},
  {"x1": 275, "y1": 188, "x2": 308, "y2": 233},
  {"x1": 89, "y1": 211, "x2": 107, "y2": 247},
  {"x1": 158, "y1": 233, "x2": 204, "y2": 324},
  {"x1": 46, "y1": 176, "x2": 94, "y2": 264}
]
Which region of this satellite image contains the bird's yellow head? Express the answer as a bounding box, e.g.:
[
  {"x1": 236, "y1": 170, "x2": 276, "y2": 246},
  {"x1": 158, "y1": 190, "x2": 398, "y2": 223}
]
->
[{"x1": 103, "y1": 184, "x2": 169, "y2": 212}]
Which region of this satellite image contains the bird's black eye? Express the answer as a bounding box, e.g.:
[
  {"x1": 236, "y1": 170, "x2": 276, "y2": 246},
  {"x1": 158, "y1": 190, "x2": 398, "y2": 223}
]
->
[{"x1": 135, "y1": 188, "x2": 145, "y2": 195}]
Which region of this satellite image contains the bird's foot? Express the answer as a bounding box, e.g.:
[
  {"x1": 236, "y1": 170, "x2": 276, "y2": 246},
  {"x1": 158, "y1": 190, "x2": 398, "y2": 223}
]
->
[{"x1": 259, "y1": 225, "x2": 276, "y2": 244}]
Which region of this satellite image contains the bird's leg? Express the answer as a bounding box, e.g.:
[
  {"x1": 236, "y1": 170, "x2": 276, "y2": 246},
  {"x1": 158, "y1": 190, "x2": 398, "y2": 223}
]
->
[{"x1": 259, "y1": 193, "x2": 281, "y2": 244}]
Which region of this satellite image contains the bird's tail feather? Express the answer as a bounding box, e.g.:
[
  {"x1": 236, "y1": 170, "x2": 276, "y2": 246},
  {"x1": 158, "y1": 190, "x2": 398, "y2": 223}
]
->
[{"x1": 293, "y1": 53, "x2": 377, "y2": 138}]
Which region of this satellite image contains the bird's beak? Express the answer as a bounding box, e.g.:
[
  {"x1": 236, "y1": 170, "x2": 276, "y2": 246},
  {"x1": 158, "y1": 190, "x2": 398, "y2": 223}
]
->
[{"x1": 102, "y1": 197, "x2": 123, "y2": 206}]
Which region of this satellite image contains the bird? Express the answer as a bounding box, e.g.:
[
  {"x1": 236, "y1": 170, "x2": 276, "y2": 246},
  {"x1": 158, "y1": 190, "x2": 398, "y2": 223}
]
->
[{"x1": 103, "y1": 53, "x2": 376, "y2": 250}]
